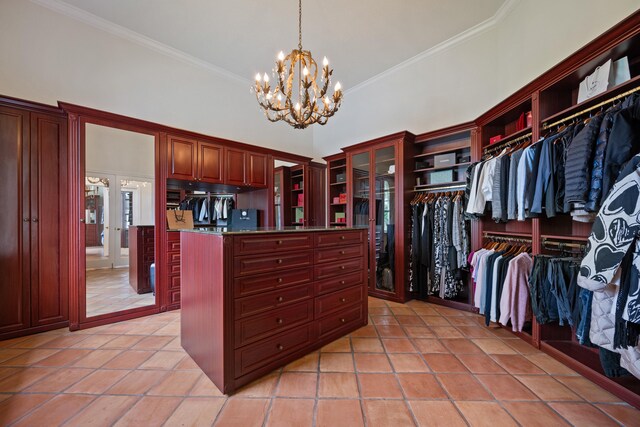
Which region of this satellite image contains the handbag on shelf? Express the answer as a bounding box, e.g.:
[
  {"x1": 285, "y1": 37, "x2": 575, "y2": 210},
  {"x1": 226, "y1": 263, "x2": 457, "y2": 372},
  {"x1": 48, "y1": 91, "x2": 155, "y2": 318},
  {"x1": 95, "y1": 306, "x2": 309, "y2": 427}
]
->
[
  {"x1": 166, "y1": 209, "x2": 194, "y2": 230},
  {"x1": 577, "y1": 57, "x2": 630, "y2": 103}
]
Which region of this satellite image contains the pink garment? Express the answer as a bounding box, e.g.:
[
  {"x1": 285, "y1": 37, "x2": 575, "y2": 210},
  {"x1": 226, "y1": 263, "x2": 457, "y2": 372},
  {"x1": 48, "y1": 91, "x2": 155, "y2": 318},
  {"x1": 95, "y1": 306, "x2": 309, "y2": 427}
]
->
[{"x1": 498, "y1": 253, "x2": 533, "y2": 332}]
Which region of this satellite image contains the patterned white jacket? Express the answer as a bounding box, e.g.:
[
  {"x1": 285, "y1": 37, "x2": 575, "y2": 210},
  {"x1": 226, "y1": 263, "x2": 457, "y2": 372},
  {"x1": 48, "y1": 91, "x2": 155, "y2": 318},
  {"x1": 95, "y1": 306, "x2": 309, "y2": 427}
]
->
[{"x1": 578, "y1": 156, "x2": 640, "y2": 379}]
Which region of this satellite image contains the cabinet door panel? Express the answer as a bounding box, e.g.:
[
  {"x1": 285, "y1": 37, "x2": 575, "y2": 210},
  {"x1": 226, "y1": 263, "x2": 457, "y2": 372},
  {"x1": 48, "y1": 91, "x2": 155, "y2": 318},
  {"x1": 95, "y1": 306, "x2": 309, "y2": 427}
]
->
[
  {"x1": 225, "y1": 148, "x2": 246, "y2": 186},
  {"x1": 247, "y1": 152, "x2": 267, "y2": 188},
  {"x1": 167, "y1": 136, "x2": 196, "y2": 180},
  {"x1": 198, "y1": 142, "x2": 224, "y2": 184},
  {"x1": 30, "y1": 113, "x2": 68, "y2": 326},
  {"x1": 0, "y1": 106, "x2": 30, "y2": 333}
]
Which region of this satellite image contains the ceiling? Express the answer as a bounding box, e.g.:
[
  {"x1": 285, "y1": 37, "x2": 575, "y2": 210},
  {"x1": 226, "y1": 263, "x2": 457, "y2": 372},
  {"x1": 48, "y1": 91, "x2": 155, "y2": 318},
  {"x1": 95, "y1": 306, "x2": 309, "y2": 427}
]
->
[{"x1": 55, "y1": 0, "x2": 507, "y2": 89}]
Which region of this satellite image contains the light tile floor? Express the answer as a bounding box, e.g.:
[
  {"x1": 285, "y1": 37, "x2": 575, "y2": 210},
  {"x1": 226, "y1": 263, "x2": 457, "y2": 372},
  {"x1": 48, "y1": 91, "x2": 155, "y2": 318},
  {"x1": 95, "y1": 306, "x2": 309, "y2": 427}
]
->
[
  {"x1": 86, "y1": 268, "x2": 155, "y2": 317},
  {"x1": 0, "y1": 297, "x2": 638, "y2": 426}
]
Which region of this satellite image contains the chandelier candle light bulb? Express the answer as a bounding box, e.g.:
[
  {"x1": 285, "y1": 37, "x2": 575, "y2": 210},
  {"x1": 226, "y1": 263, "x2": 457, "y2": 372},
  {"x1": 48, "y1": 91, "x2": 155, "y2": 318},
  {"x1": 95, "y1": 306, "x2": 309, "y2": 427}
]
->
[{"x1": 251, "y1": 0, "x2": 343, "y2": 129}]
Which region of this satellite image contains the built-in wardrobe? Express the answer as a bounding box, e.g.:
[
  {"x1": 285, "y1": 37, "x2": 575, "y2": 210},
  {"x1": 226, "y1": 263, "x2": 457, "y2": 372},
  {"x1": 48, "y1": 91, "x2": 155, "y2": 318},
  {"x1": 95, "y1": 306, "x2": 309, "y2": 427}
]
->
[
  {"x1": 0, "y1": 96, "x2": 68, "y2": 339},
  {"x1": 325, "y1": 10, "x2": 640, "y2": 408}
]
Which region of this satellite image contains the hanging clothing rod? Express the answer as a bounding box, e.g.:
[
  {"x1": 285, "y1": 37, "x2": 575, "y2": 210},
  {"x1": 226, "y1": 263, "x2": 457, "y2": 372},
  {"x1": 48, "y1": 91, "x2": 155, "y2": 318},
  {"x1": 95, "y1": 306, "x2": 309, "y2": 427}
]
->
[
  {"x1": 542, "y1": 84, "x2": 640, "y2": 130},
  {"x1": 542, "y1": 238, "x2": 587, "y2": 250},
  {"x1": 483, "y1": 131, "x2": 533, "y2": 157},
  {"x1": 483, "y1": 233, "x2": 532, "y2": 244},
  {"x1": 413, "y1": 183, "x2": 466, "y2": 193}
]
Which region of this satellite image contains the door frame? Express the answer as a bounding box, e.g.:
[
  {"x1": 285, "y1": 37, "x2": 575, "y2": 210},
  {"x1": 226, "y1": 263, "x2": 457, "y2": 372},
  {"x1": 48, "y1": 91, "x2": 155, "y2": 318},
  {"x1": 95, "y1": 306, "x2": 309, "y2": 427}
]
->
[{"x1": 65, "y1": 105, "x2": 164, "y2": 330}]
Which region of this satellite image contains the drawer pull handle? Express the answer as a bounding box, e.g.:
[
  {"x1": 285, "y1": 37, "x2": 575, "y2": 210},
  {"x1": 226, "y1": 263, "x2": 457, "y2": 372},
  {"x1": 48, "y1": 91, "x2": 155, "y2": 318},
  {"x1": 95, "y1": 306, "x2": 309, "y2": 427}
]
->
[
  {"x1": 277, "y1": 296, "x2": 284, "y2": 302},
  {"x1": 277, "y1": 259, "x2": 283, "y2": 264},
  {"x1": 340, "y1": 250, "x2": 345, "y2": 255},
  {"x1": 277, "y1": 278, "x2": 283, "y2": 283},
  {"x1": 340, "y1": 318, "x2": 346, "y2": 323},
  {"x1": 276, "y1": 318, "x2": 283, "y2": 324},
  {"x1": 277, "y1": 344, "x2": 284, "y2": 351},
  {"x1": 340, "y1": 298, "x2": 347, "y2": 303},
  {"x1": 277, "y1": 240, "x2": 283, "y2": 245},
  {"x1": 340, "y1": 235, "x2": 345, "y2": 240},
  {"x1": 340, "y1": 266, "x2": 345, "y2": 270},
  {"x1": 340, "y1": 280, "x2": 345, "y2": 285}
]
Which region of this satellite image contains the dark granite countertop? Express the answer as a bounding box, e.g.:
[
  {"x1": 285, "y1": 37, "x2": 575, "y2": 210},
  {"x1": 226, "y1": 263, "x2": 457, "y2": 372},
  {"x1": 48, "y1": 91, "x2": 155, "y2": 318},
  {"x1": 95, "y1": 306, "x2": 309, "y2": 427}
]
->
[{"x1": 176, "y1": 226, "x2": 365, "y2": 235}]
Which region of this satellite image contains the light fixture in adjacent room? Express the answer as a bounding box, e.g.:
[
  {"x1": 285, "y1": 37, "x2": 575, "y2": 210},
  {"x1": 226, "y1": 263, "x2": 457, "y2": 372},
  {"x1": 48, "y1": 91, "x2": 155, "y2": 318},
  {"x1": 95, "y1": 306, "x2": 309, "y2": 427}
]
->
[{"x1": 252, "y1": 0, "x2": 343, "y2": 129}]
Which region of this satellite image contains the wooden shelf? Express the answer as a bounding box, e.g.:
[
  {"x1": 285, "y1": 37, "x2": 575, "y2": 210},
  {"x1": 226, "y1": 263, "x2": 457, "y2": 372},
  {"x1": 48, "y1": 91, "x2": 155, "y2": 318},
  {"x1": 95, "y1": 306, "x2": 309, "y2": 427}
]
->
[
  {"x1": 292, "y1": 188, "x2": 303, "y2": 192},
  {"x1": 414, "y1": 181, "x2": 466, "y2": 189},
  {"x1": 541, "y1": 75, "x2": 640, "y2": 125},
  {"x1": 414, "y1": 145, "x2": 471, "y2": 158},
  {"x1": 330, "y1": 203, "x2": 346, "y2": 206},
  {"x1": 482, "y1": 126, "x2": 531, "y2": 151},
  {"x1": 414, "y1": 162, "x2": 471, "y2": 173},
  {"x1": 483, "y1": 230, "x2": 532, "y2": 238},
  {"x1": 330, "y1": 222, "x2": 347, "y2": 226},
  {"x1": 540, "y1": 234, "x2": 589, "y2": 242},
  {"x1": 330, "y1": 182, "x2": 347, "y2": 186},
  {"x1": 291, "y1": 205, "x2": 304, "y2": 209},
  {"x1": 329, "y1": 165, "x2": 346, "y2": 170}
]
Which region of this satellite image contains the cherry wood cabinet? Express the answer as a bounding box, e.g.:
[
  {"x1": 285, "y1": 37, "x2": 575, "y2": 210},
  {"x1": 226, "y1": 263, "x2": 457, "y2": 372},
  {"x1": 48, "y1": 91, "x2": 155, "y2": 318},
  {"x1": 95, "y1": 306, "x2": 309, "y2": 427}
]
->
[
  {"x1": 129, "y1": 226, "x2": 155, "y2": 294},
  {"x1": 180, "y1": 228, "x2": 367, "y2": 394},
  {"x1": 0, "y1": 99, "x2": 68, "y2": 338},
  {"x1": 225, "y1": 149, "x2": 268, "y2": 188},
  {"x1": 344, "y1": 132, "x2": 415, "y2": 303},
  {"x1": 168, "y1": 135, "x2": 224, "y2": 184},
  {"x1": 198, "y1": 142, "x2": 224, "y2": 184}
]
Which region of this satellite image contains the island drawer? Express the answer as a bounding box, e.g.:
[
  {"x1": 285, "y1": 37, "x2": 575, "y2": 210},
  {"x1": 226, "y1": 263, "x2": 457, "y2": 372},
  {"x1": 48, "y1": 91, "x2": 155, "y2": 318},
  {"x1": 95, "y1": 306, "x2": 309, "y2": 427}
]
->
[
  {"x1": 315, "y1": 270, "x2": 364, "y2": 296},
  {"x1": 233, "y1": 267, "x2": 313, "y2": 297},
  {"x1": 234, "y1": 283, "x2": 313, "y2": 319},
  {"x1": 233, "y1": 233, "x2": 313, "y2": 255},
  {"x1": 234, "y1": 251, "x2": 313, "y2": 277},
  {"x1": 234, "y1": 300, "x2": 314, "y2": 348},
  {"x1": 234, "y1": 323, "x2": 315, "y2": 378},
  {"x1": 317, "y1": 304, "x2": 364, "y2": 340},
  {"x1": 314, "y1": 257, "x2": 364, "y2": 280},
  {"x1": 314, "y1": 231, "x2": 363, "y2": 248},
  {"x1": 314, "y1": 244, "x2": 364, "y2": 264},
  {"x1": 315, "y1": 285, "x2": 364, "y2": 318}
]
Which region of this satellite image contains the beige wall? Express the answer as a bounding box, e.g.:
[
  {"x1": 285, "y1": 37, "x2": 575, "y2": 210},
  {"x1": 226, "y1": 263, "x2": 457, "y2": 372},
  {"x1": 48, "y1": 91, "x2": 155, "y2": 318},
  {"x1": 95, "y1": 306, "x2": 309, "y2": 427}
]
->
[
  {"x1": 0, "y1": 0, "x2": 315, "y2": 158},
  {"x1": 0, "y1": 0, "x2": 637, "y2": 161},
  {"x1": 313, "y1": 0, "x2": 639, "y2": 157}
]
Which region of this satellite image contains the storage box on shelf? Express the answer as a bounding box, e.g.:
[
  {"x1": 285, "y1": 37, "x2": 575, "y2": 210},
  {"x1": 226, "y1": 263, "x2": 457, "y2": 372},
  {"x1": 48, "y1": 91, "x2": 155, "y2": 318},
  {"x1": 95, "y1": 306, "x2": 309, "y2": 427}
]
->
[
  {"x1": 324, "y1": 153, "x2": 348, "y2": 226},
  {"x1": 413, "y1": 126, "x2": 472, "y2": 190}
]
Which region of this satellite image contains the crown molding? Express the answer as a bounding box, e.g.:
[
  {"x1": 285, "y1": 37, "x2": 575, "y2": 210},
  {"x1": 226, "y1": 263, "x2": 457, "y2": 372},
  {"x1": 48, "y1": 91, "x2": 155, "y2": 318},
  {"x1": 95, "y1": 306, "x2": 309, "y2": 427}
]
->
[
  {"x1": 29, "y1": 0, "x2": 252, "y2": 85},
  {"x1": 345, "y1": 0, "x2": 520, "y2": 94}
]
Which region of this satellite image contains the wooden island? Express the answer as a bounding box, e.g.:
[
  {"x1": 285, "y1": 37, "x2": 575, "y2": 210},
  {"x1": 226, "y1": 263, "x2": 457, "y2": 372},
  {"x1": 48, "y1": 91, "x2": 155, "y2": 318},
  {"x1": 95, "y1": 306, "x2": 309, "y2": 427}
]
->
[{"x1": 180, "y1": 226, "x2": 368, "y2": 394}]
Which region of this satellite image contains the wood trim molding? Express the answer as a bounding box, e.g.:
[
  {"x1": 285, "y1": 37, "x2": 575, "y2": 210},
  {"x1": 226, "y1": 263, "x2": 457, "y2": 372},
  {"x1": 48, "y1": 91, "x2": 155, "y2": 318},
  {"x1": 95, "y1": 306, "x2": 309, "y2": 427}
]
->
[
  {"x1": 414, "y1": 121, "x2": 476, "y2": 143},
  {"x1": 58, "y1": 102, "x2": 312, "y2": 164},
  {"x1": 341, "y1": 131, "x2": 415, "y2": 152}
]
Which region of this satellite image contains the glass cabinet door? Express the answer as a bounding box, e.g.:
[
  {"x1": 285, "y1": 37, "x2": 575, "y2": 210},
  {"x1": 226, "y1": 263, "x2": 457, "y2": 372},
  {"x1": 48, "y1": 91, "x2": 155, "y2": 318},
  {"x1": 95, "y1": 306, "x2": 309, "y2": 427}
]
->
[
  {"x1": 351, "y1": 152, "x2": 370, "y2": 227},
  {"x1": 373, "y1": 146, "x2": 396, "y2": 293}
]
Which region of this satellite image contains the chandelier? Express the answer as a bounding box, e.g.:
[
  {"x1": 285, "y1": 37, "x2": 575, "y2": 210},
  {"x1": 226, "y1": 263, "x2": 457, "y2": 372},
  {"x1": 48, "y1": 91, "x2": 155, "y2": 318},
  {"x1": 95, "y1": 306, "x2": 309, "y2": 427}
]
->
[{"x1": 252, "y1": 0, "x2": 343, "y2": 129}]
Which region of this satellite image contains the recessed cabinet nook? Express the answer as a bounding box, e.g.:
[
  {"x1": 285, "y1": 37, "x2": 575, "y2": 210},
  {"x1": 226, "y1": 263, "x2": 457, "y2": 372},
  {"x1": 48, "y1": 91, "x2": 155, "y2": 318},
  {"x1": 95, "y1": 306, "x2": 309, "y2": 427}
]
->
[{"x1": 2, "y1": 5, "x2": 640, "y2": 409}]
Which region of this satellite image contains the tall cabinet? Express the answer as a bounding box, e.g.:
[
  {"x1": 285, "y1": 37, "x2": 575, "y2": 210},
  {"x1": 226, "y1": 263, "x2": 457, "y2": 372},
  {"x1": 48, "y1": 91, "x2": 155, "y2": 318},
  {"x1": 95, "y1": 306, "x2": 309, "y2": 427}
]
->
[
  {"x1": 0, "y1": 97, "x2": 68, "y2": 338},
  {"x1": 345, "y1": 132, "x2": 415, "y2": 302}
]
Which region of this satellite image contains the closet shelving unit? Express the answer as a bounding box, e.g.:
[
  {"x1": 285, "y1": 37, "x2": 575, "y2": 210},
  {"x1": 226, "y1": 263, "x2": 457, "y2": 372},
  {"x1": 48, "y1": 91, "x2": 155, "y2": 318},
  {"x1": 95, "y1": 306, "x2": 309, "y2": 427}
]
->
[
  {"x1": 290, "y1": 165, "x2": 305, "y2": 225},
  {"x1": 472, "y1": 14, "x2": 640, "y2": 406},
  {"x1": 166, "y1": 189, "x2": 236, "y2": 226},
  {"x1": 273, "y1": 166, "x2": 291, "y2": 228},
  {"x1": 412, "y1": 123, "x2": 477, "y2": 311},
  {"x1": 324, "y1": 153, "x2": 348, "y2": 226}
]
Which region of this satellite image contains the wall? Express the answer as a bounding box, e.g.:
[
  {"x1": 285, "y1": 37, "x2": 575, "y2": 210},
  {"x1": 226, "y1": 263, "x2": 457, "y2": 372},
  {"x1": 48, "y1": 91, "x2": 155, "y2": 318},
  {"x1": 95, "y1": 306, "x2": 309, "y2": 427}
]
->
[
  {"x1": 313, "y1": 0, "x2": 639, "y2": 157},
  {"x1": 0, "y1": 0, "x2": 314, "y2": 157},
  {"x1": 86, "y1": 124, "x2": 155, "y2": 226}
]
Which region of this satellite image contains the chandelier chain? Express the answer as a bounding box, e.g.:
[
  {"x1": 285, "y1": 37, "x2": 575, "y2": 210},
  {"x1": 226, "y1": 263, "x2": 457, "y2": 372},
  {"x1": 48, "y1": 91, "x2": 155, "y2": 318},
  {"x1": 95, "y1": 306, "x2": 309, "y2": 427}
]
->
[{"x1": 298, "y1": 0, "x2": 302, "y2": 50}]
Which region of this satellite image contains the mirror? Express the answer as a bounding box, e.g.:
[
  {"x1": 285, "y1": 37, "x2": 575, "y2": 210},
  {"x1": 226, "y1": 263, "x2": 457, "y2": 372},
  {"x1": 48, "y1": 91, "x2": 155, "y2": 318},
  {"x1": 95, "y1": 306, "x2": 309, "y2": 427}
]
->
[
  {"x1": 84, "y1": 124, "x2": 156, "y2": 318},
  {"x1": 273, "y1": 160, "x2": 303, "y2": 227}
]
